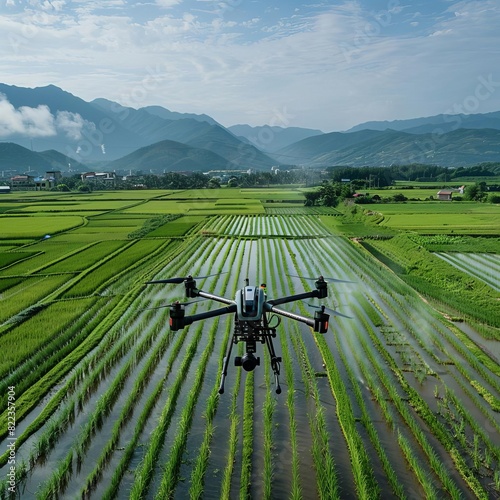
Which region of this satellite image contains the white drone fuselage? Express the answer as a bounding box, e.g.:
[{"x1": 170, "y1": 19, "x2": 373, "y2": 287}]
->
[{"x1": 235, "y1": 286, "x2": 266, "y2": 321}]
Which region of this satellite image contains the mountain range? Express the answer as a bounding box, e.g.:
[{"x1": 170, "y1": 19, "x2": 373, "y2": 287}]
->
[{"x1": 1, "y1": 83, "x2": 499, "y2": 173}]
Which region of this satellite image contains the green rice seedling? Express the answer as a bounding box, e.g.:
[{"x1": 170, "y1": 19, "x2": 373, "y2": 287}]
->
[
  {"x1": 341, "y1": 322, "x2": 406, "y2": 499},
  {"x1": 36, "y1": 449, "x2": 74, "y2": 499},
  {"x1": 101, "y1": 324, "x2": 190, "y2": 499},
  {"x1": 188, "y1": 242, "x2": 244, "y2": 498},
  {"x1": 129, "y1": 323, "x2": 204, "y2": 499},
  {"x1": 470, "y1": 380, "x2": 500, "y2": 412},
  {"x1": 155, "y1": 317, "x2": 222, "y2": 498},
  {"x1": 494, "y1": 470, "x2": 500, "y2": 491},
  {"x1": 261, "y1": 350, "x2": 277, "y2": 500},
  {"x1": 397, "y1": 432, "x2": 438, "y2": 499},
  {"x1": 354, "y1": 305, "x2": 483, "y2": 498},
  {"x1": 219, "y1": 350, "x2": 242, "y2": 500},
  {"x1": 239, "y1": 371, "x2": 255, "y2": 500}
]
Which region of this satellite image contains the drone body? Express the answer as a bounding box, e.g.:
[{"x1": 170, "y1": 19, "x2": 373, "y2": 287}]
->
[{"x1": 146, "y1": 274, "x2": 349, "y2": 394}]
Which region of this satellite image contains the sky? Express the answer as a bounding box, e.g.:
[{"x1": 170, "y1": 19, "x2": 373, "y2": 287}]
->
[{"x1": 0, "y1": 0, "x2": 499, "y2": 132}]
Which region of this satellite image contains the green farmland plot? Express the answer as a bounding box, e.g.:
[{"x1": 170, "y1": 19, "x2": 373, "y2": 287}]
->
[
  {"x1": 0, "y1": 215, "x2": 85, "y2": 239},
  {"x1": 0, "y1": 189, "x2": 499, "y2": 499},
  {"x1": 361, "y1": 202, "x2": 500, "y2": 234}
]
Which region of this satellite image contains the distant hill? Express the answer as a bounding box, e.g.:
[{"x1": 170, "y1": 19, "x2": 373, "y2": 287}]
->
[
  {"x1": 277, "y1": 128, "x2": 500, "y2": 167},
  {"x1": 228, "y1": 124, "x2": 324, "y2": 153},
  {"x1": 0, "y1": 84, "x2": 276, "y2": 170},
  {"x1": 2, "y1": 82, "x2": 500, "y2": 170},
  {"x1": 346, "y1": 111, "x2": 500, "y2": 134},
  {"x1": 141, "y1": 105, "x2": 218, "y2": 125},
  {"x1": 107, "y1": 139, "x2": 238, "y2": 172},
  {"x1": 272, "y1": 129, "x2": 385, "y2": 164},
  {"x1": 0, "y1": 142, "x2": 87, "y2": 172}
]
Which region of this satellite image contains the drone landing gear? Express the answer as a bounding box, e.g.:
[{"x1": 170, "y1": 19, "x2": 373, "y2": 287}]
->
[{"x1": 218, "y1": 316, "x2": 282, "y2": 394}]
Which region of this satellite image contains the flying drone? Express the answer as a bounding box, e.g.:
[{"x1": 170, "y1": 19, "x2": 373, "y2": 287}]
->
[{"x1": 146, "y1": 273, "x2": 351, "y2": 394}]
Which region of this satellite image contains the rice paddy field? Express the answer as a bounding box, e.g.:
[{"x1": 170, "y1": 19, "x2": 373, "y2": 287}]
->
[{"x1": 0, "y1": 188, "x2": 499, "y2": 499}]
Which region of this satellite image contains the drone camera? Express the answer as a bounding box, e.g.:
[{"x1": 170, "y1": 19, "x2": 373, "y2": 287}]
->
[
  {"x1": 235, "y1": 353, "x2": 260, "y2": 371},
  {"x1": 313, "y1": 310, "x2": 330, "y2": 334}
]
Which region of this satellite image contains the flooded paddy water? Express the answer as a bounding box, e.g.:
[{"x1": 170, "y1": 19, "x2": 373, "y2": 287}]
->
[{"x1": 1, "y1": 214, "x2": 499, "y2": 498}]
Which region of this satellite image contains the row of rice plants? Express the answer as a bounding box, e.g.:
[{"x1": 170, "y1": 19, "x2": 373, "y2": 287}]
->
[
  {"x1": 6, "y1": 236, "x2": 219, "y2": 495},
  {"x1": 36, "y1": 306, "x2": 171, "y2": 497},
  {"x1": 150, "y1": 239, "x2": 244, "y2": 498},
  {"x1": 152, "y1": 236, "x2": 253, "y2": 498},
  {"x1": 101, "y1": 234, "x2": 235, "y2": 497},
  {"x1": 271, "y1": 237, "x2": 341, "y2": 498},
  {"x1": 0, "y1": 296, "x2": 156, "y2": 467},
  {"x1": 331, "y1": 307, "x2": 407, "y2": 497},
  {"x1": 262, "y1": 238, "x2": 304, "y2": 498},
  {"x1": 0, "y1": 274, "x2": 70, "y2": 324},
  {"x1": 0, "y1": 295, "x2": 107, "y2": 419},
  {"x1": 0, "y1": 240, "x2": 99, "y2": 277},
  {"x1": 0, "y1": 297, "x2": 97, "y2": 379},
  {"x1": 290, "y1": 221, "x2": 492, "y2": 498},
  {"x1": 435, "y1": 252, "x2": 500, "y2": 292},
  {"x1": 254, "y1": 239, "x2": 278, "y2": 500},
  {"x1": 80, "y1": 318, "x2": 176, "y2": 496},
  {"x1": 40, "y1": 240, "x2": 124, "y2": 273},
  {"x1": 128, "y1": 320, "x2": 205, "y2": 498},
  {"x1": 62, "y1": 239, "x2": 160, "y2": 298},
  {"x1": 364, "y1": 235, "x2": 500, "y2": 329},
  {"x1": 353, "y1": 299, "x2": 466, "y2": 497},
  {"x1": 290, "y1": 239, "x2": 379, "y2": 498}
]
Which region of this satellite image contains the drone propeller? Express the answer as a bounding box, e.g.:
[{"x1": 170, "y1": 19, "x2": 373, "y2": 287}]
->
[
  {"x1": 307, "y1": 303, "x2": 353, "y2": 319},
  {"x1": 288, "y1": 274, "x2": 354, "y2": 284},
  {"x1": 146, "y1": 272, "x2": 226, "y2": 285},
  {"x1": 145, "y1": 299, "x2": 205, "y2": 310}
]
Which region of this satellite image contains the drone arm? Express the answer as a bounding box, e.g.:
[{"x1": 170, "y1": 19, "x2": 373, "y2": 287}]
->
[
  {"x1": 192, "y1": 290, "x2": 235, "y2": 306},
  {"x1": 266, "y1": 290, "x2": 321, "y2": 307},
  {"x1": 266, "y1": 305, "x2": 315, "y2": 328},
  {"x1": 183, "y1": 304, "x2": 237, "y2": 327}
]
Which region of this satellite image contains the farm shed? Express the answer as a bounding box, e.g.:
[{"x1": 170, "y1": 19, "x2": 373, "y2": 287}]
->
[
  {"x1": 0, "y1": 185, "x2": 11, "y2": 193},
  {"x1": 437, "y1": 190, "x2": 453, "y2": 201}
]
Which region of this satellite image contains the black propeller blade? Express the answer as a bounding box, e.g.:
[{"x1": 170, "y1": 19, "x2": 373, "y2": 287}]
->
[
  {"x1": 307, "y1": 303, "x2": 353, "y2": 319},
  {"x1": 145, "y1": 299, "x2": 205, "y2": 310},
  {"x1": 146, "y1": 272, "x2": 226, "y2": 285},
  {"x1": 288, "y1": 274, "x2": 354, "y2": 283}
]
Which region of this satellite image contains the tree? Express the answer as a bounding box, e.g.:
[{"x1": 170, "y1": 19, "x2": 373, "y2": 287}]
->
[
  {"x1": 304, "y1": 190, "x2": 321, "y2": 206},
  {"x1": 208, "y1": 177, "x2": 221, "y2": 189},
  {"x1": 464, "y1": 182, "x2": 487, "y2": 201}
]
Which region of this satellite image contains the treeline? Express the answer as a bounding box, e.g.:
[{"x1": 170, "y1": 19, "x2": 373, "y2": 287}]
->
[
  {"x1": 327, "y1": 163, "x2": 500, "y2": 187},
  {"x1": 55, "y1": 169, "x2": 322, "y2": 191}
]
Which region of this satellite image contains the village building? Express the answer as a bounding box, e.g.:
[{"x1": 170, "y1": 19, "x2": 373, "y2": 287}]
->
[
  {"x1": 81, "y1": 172, "x2": 116, "y2": 186},
  {"x1": 34, "y1": 171, "x2": 62, "y2": 190},
  {"x1": 437, "y1": 189, "x2": 454, "y2": 201}
]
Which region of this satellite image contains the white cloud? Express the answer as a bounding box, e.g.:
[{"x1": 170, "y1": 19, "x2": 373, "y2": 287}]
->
[
  {"x1": 0, "y1": 94, "x2": 56, "y2": 137},
  {"x1": 0, "y1": 94, "x2": 90, "y2": 139},
  {"x1": 156, "y1": 0, "x2": 182, "y2": 9},
  {"x1": 55, "y1": 110, "x2": 87, "y2": 139},
  {"x1": 0, "y1": 0, "x2": 499, "y2": 131}
]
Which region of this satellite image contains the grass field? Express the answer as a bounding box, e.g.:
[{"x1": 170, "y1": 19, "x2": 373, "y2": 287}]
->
[{"x1": 0, "y1": 188, "x2": 499, "y2": 499}]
